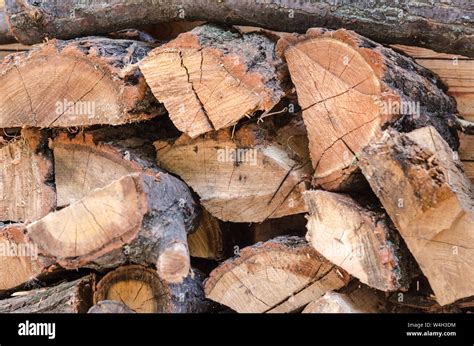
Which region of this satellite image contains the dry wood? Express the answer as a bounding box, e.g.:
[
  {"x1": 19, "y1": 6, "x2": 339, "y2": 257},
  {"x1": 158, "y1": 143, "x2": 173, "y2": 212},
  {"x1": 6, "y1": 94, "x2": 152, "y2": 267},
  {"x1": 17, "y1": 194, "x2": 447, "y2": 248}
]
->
[
  {"x1": 26, "y1": 172, "x2": 199, "y2": 284},
  {"x1": 277, "y1": 28, "x2": 459, "y2": 191},
  {"x1": 0, "y1": 128, "x2": 55, "y2": 223},
  {"x1": 304, "y1": 190, "x2": 413, "y2": 292},
  {"x1": 359, "y1": 126, "x2": 474, "y2": 305},
  {"x1": 155, "y1": 118, "x2": 312, "y2": 222},
  {"x1": 188, "y1": 210, "x2": 224, "y2": 260},
  {"x1": 88, "y1": 300, "x2": 135, "y2": 313},
  {"x1": 303, "y1": 291, "x2": 380, "y2": 313},
  {"x1": 250, "y1": 214, "x2": 306, "y2": 244},
  {"x1": 94, "y1": 265, "x2": 209, "y2": 313},
  {"x1": 0, "y1": 37, "x2": 164, "y2": 128},
  {"x1": 140, "y1": 24, "x2": 286, "y2": 138},
  {"x1": 204, "y1": 236, "x2": 349, "y2": 313},
  {"x1": 4, "y1": 1, "x2": 473, "y2": 56},
  {"x1": 0, "y1": 275, "x2": 94, "y2": 313}
]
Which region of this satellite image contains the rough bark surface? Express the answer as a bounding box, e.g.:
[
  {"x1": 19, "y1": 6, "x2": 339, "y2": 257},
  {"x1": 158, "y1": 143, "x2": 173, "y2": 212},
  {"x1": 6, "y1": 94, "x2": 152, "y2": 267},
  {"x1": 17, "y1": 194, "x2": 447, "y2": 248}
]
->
[
  {"x1": 4, "y1": 0, "x2": 473, "y2": 56},
  {"x1": 88, "y1": 300, "x2": 136, "y2": 313}
]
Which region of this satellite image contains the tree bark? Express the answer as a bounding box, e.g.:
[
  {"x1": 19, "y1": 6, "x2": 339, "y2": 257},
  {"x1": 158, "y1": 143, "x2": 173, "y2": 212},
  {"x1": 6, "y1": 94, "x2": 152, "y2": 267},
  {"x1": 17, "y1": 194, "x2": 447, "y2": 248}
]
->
[
  {"x1": 25, "y1": 172, "x2": 199, "y2": 284},
  {"x1": 0, "y1": 275, "x2": 94, "y2": 313},
  {"x1": 94, "y1": 265, "x2": 210, "y2": 313},
  {"x1": 204, "y1": 236, "x2": 349, "y2": 313},
  {"x1": 88, "y1": 300, "x2": 136, "y2": 313},
  {"x1": 0, "y1": 128, "x2": 56, "y2": 223},
  {"x1": 304, "y1": 190, "x2": 415, "y2": 292},
  {"x1": 0, "y1": 36, "x2": 164, "y2": 128},
  {"x1": 140, "y1": 24, "x2": 287, "y2": 138},
  {"x1": 155, "y1": 117, "x2": 312, "y2": 222},
  {"x1": 359, "y1": 126, "x2": 474, "y2": 306},
  {"x1": 4, "y1": 0, "x2": 473, "y2": 57},
  {"x1": 277, "y1": 28, "x2": 459, "y2": 191}
]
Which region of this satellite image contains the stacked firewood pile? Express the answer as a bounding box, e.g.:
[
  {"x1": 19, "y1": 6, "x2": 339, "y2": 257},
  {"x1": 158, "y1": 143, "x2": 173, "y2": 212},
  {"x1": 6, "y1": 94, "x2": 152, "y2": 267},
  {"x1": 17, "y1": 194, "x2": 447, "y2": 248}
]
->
[{"x1": 0, "y1": 0, "x2": 473, "y2": 313}]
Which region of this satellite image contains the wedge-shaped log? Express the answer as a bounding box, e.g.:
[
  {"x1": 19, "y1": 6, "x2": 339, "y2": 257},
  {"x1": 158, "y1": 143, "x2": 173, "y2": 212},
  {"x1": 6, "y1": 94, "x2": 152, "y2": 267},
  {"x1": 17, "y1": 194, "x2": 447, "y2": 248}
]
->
[
  {"x1": 0, "y1": 129, "x2": 55, "y2": 223},
  {"x1": 204, "y1": 236, "x2": 349, "y2": 313},
  {"x1": 0, "y1": 37, "x2": 163, "y2": 128},
  {"x1": 26, "y1": 172, "x2": 199, "y2": 284},
  {"x1": 359, "y1": 126, "x2": 474, "y2": 306},
  {"x1": 304, "y1": 190, "x2": 413, "y2": 291},
  {"x1": 94, "y1": 265, "x2": 209, "y2": 313},
  {"x1": 0, "y1": 275, "x2": 94, "y2": 313},
  {"x1": 140, "y1": 24, "x2": 286, "y2": 137},
  {"x1": 277, "y1": 28, "x2": 459, "y2": 191},
  {"x1": 155, "y1": 119, "x2": 312, "y2": 222}
]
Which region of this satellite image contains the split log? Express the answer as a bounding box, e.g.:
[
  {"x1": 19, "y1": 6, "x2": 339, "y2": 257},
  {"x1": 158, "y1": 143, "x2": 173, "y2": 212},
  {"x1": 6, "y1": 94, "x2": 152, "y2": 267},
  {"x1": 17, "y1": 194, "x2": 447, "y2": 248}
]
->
[
  {"x1": 51, "y1": 132, "x2": 156, "y2": 207},
  {"x1": 359, "y1": 126, "x2": 474, "y2": 306},
  {"x1": 251, "y1": 214, "x2": 306, "y2": 244},
  {"x1": 0, "y1": 37, "x2": 164, "y2": 128},
  {"x1": 88, "y1": 300, "x2": 135, "y2": 314},
  {"x1": 140, "y1": 24, "x2": 287, "y2": 138},
  {"x1": 304, "y1": 190, "x2": 413, "y2": 291},
  {"x1": 4, "y1": 1, "x2": 473, "y2": 57},
  {"x1": 188, "y1": 210, "x2": 224, "y2": 260},
  {"x1": 0, "y1": 223, "x2": 53, "y2": 292},
  {"x1": 303, "y1": 290, "x2": 381, "y2": 313},
  {"x1": 277, "y1": 28, "x2": 459, "y2": 191},
  {"x1": 204, "y1": 236, "x2": 349, "y2": 313},
  {"x1": 26, "y1": 172, "x2": 199, "y2": 284},
  {"x1": 155, "y1": 118, "x2": 312, "y2": 222},
  {"x1": 94, "y1": 265, "x2": 209, "y2": 313},
  {"x1": 0, "y1": 128, "x2": 55, "y2": 223},
  {"x1": 0, "y1": 275, "x2": 94, "y2": 313}
]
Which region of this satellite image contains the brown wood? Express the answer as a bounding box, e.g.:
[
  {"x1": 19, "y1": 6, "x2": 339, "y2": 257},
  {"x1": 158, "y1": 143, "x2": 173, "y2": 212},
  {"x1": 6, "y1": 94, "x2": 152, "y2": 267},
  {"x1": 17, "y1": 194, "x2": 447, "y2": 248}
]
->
[
  {"x1": 0, "y1": 37, "x2": 164, "y2": 128},
  {"x1": 88, "y1": 300, "x2": 136, "y2": 313},
  {"x1": 303, "y1": 291, "x2": 380, "y2": 313},
  {"x1": 26, "y1": 172, "x2": 199, "y2": 284},
  {"x1": 359, "y1": 126, "x2": 474, "y2": 306},
  {"x1": 0, "y1": 9, "x2": 15, "y2": 44},
  {"x1": 304, "y1": 190, "x2": 414, "y2": 292},
  {"x1": 0, "y1": 275, "x2": 94, "y2": 313},
  {"x1": 0, "y1": 128, "x2": 55, "y2": 223},
  {"x1": 94, "y1": 265, "x2": 209, "y2": 313},
  {"x1": 140, "y1": 24, "x2": 287, "y2": 138},
  {"x1": 155, "y1": 117, "x2": 312, "y2": 222},
  {"x1": 5, "y1": 1, "x2": 473, "y2": 57},
  {"x1": 188, "y1": 210, "x2": 224, "y2": 260},
  {"x1": 204, "y1": 236, "x2": 349, "y2": 313},
  {"x1": 277, "y1": 28, "x2": 459, "y2": 191}
]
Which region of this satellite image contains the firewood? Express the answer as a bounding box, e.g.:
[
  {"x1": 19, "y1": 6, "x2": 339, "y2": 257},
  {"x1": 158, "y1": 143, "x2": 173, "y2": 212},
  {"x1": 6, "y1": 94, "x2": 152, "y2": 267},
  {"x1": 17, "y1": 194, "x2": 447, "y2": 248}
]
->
[
  {"x1": 250, "y1": 214, "x2": 306, "y2": 244},
  {"x1": 359, "y1": 126, "x2": 474, "y2": 305},
  {"x1": 94, "y1": 265, "x2": 209, "y2": 313},
  {"x1": 5, "y1": 1, "x2": 473, "y2": 57},
  {"x1": 303, "y1": 291, "x2": 381, "y2": 313},
  {"x1": 155, "y1": 118, "x2": 311, "y2": 222},
  {"x1": 0, "y1": 128, "x2": 55, "y2": 223},
  {"x1": 188, "y1": 210, "x2": 224, "y2": 260},
  {"x1": 140, "y1": 24, "x2": 287, "y2": 138},
  {"x1": 304, "y1": 190, "x2": 413, "y2": 292},
  {"x1": 88, "y1": 300, "x2": 135, "y2": 314},
  {"x1": 0, "y1": 275, "x2": 94, "y2": 313},
  {"x1": 51, "y1": 131, "x2": 157, "y2": 207},
  {"x1": 0, "y1": 37, "x2": 164, "y2": 128},
  {"x1": 277, "y1": 28, "x2": 459, "y2": 191},
  {"x1": 204, "y1": 236, "x2": 349, "y2": 313},
  {"x1": 25, "y1": 173, "x2": 199, "y2": 284},
  {"x1": 0, "y1": 224, "x2": 52, "y2": 292}
]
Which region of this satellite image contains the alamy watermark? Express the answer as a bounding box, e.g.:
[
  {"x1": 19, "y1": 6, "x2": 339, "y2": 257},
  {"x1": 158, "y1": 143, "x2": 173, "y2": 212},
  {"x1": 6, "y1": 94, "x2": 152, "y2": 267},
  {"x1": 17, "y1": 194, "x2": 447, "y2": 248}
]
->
[
  {"x1": 217, "y1": 147, "x2": 257, "y2": 166},
  {"x1": 55, "y1": 99, "x2": 96, "y2": 118},
  {"x1": 380, "y1": 99, "x2": 420, "y2": 117},
  {"x1": 0, "y1": 242, "x2": 38, "y2": 260}
]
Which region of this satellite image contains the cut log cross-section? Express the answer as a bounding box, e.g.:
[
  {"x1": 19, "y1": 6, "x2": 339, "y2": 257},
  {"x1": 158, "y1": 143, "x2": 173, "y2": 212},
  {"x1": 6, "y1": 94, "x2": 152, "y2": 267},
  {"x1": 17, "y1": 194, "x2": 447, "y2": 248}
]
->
[
  {"x1": 0, "y1": 37, "x2": 164, "y2": 128},
  {"x1": 204, "y1": 236, "x2": 349, "y2": 313},
  {"x1": 277, "y1": 28, "x2": 459, "y2": 191},
  {"x1": 140, "y1": 24, "x2": 286, "y2": 137},
  {"x1": 94, "y1": 265, "x2": 209, "y2": 313},
  {"x1": 25, "y1": 172, "x2": 199, "y2": 284},
  {"x1": 304, "y1": 190, "x2": 413, "y2": 292},
  {"x1": 0, "y1": 128, "x2": 55, "y2": 223},
  {"x1": 155, "y1": 118, "x2": 312, "y2": 222},
  {"x1": 359, "y1": 126, "x2": 474, "y2": 306}
]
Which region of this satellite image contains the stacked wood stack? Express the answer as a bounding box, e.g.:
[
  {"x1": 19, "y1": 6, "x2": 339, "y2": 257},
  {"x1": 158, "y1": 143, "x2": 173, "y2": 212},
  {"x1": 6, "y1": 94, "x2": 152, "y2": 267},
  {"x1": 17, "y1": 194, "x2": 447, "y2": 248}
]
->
[{"x1": 0, "y1": 1, "x2": 473, "y2": 314}]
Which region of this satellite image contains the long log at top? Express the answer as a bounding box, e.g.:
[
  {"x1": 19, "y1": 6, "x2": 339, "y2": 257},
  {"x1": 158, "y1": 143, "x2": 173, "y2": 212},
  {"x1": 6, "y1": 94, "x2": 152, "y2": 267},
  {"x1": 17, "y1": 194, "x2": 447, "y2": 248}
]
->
[{"x1": 4, "y1": 0, "x2": 473, "y2": 57}]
